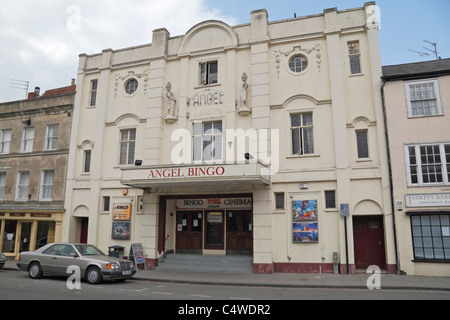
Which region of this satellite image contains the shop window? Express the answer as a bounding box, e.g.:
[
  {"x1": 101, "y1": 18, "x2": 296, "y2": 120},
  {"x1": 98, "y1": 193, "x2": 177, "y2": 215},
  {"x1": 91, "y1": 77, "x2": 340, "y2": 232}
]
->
[
  {"x1": 119, "y1": 129, "x2": 136, "y2": 165},
  {"x1": 193, "y1": 121, "x2": 222, "y2": 162},
  {"x1": 199, "y1": 61, "x2": 218, "y2": 85},
  {"x1": 36, "y1": 221, "x2": 55, "y2": 249},
  {"x1": 291, "y1": 113, "x2": 314, "y2": 155},
  {"x1": 411, "y1": 214, "x2": 450, "y2": 261},
  {"x1": 2, "y1": 220, "x2": 17, "y2": 253}
]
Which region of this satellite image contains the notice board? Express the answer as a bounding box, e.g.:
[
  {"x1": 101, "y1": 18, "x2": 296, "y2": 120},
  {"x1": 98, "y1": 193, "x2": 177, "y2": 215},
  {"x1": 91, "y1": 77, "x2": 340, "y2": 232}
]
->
[{"x1": 130, "y1": 243, "x2": 145, "y2": 268}]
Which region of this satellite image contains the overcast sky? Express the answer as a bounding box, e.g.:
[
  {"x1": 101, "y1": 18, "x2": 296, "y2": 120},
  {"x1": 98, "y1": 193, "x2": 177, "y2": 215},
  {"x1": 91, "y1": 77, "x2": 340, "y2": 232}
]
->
[{"x1": 1, "y1": 0, "x2": 449, "y2": 103}]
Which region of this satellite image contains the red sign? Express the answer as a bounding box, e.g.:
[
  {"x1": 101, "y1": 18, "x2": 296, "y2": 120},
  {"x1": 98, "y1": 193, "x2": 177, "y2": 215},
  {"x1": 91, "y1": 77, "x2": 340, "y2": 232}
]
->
[{"x1": 148, "y1": 166, "x2": 225, "y2": 180}]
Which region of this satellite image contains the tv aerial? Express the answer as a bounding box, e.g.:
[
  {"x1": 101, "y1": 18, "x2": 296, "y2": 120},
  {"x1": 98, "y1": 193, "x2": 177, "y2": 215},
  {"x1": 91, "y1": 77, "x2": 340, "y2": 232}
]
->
[
  {"x1": 10, "y1": 79, "x2": 29, "y2": 98},
  {"x1": 409, "y1": 40, "x2": 440, "y2": 60}
]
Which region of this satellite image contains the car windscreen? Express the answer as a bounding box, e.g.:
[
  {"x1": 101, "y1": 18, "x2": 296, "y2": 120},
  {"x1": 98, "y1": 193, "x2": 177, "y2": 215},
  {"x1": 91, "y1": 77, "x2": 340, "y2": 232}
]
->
[{"x1": 75, "y1": 245, "x2": 105, "y2": 256}]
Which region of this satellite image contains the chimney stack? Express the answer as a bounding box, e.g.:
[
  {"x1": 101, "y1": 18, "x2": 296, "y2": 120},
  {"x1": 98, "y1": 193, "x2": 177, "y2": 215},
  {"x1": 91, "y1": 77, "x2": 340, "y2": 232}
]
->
[{"x1": 28, "y1": 86, "x2": 40, "y2": 99}]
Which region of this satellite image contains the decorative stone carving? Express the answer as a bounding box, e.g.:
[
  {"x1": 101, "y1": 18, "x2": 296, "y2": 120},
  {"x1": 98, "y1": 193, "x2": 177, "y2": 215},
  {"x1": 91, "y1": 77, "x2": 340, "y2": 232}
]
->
[
  {"x1": 165, "y1": 82, "x2": 178, "y2": 123},
  {"x1": 237, "y1": 72, "x2": 251, "y2": 116},
  {"x1": 274, "y1": 44, "x2": 322, "y2": 79}
]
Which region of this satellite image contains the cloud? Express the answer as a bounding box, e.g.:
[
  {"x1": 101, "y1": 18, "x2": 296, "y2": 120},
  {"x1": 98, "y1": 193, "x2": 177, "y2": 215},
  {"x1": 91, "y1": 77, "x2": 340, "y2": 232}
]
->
[{"x1": 0, "y1": 0, "x2": 236, "y2": 102}]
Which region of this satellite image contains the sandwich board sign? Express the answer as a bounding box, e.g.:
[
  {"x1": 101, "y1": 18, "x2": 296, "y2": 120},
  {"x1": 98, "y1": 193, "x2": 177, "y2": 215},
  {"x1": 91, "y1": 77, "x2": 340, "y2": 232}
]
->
[{"x1": 130, "y1": 243, "x2": 145, "y2": 269}]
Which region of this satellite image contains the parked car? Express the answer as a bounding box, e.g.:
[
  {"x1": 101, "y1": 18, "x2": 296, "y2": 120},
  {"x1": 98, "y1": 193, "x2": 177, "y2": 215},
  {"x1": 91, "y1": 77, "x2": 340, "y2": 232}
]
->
[
  {"x1": 17, "y1": 243, "x2": 136, "y2": 284},
  {"x1": 0, "y1": 253, "x2": 5, "y2": 269}
]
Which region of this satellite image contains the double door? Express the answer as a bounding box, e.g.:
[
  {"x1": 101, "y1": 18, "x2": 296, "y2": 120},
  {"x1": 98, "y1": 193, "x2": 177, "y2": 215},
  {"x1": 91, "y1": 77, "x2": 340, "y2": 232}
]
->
[{"x1": 176, "y1": 211, "x2": 203, "y2": 253}]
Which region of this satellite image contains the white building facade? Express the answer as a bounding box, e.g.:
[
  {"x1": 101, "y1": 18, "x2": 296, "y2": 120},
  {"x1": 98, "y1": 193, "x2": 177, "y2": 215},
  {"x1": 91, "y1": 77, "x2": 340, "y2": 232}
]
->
[{"x1": 64, "y1": 2, "x2": 397, "y2": 274}]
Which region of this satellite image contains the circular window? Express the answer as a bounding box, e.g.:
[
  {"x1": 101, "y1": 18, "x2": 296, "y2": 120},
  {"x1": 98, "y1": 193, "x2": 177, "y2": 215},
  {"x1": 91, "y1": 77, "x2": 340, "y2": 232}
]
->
[
  {"x1": 289, "y1": 55, "x2": 308, "y2": 73},
  {"x1": 125, "y1": 79, "x2": 138, "y2": 95}
]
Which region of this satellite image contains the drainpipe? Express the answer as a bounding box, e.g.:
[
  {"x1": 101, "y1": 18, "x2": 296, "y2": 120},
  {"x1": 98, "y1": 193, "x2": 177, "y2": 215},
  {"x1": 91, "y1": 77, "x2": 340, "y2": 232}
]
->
[{"x1": 380, "y1": 78, "x2": 402, "y2": 275}]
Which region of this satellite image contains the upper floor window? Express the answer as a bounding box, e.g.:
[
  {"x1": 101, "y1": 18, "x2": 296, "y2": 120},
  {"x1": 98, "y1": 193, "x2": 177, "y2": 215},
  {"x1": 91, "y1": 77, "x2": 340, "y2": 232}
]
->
[
  {"x1": 16, "y1": 171, "x2": 30, "y2": 201},
  {"x1": 21, "y1": 127, "x2": 35, "y2": 153},
  {"x1": 193, "y1": 121, "x2": 222, "y2": 162},
  {"x1": 89, "y1": 79, "x2": 98, "y2": 107},
  {"x1": 0, "y1": 129, "x2": 12, "y2": 154},
  {"x1": 119, "y1": 129, "x2": 136, "y2": 165},
  {"x1": 406, "y1": 143, "x2": 450, "y2": 186},
  {"x1": 289, "y1": 55, "x2": 308, "y2": 73},
  {"x1": 405, "y1": 79, "x2": 443, "y2": 117},
  {"x1": 45, "y1": 124, "x2": 59, "y2": 151},
  {"x1": 291, "y1": 113, "x2": 314, "y2": 155},
  {"x1": 200, "y1": 61, "x2": 218, "y2": 85},
  {"x1": 40, "y1": 170, "x2": 54, "y2": 201},
  {"x1": 125, "y1": 79, "x2": 138, "y2": 95},
  {"x1": 0, "y1": 172, "x2": 6, "y2": 200},
  {"x1": 356, "y1": 130, "x2": 369, "y2": 159},
  {"x1": 348, "y1": 41, "x2": 361, "y2": 74},
  {"x1": 83, "y1": 150, "x2": 92, "y2": 173}
]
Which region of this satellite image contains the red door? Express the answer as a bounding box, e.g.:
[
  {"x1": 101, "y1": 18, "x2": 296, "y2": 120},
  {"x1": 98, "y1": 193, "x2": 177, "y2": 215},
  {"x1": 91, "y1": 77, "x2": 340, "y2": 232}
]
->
[
  {"x1": 226, "y1": 211, "x2": 253, "y2": 255},
  {"x1": 80, "y1": 218, "x2": 88, "y2": 244},
  {"x1": 176, "y1": 212, "x2": 203, "y2": 253},
  {"x1": 353, "y1": 215, "x2": 386, "y2": 269}
]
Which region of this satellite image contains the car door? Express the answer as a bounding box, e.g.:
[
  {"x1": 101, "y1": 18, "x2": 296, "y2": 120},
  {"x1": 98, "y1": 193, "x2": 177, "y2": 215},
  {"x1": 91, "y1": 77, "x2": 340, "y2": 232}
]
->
[{"x1": 41, "y1": 244, "x2": 65, "y2": 274}]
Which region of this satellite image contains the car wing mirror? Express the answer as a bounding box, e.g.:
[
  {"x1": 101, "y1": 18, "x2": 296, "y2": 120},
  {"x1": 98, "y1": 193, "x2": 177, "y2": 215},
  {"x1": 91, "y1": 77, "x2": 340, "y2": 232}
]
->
[{"x1": 70, "y1": 252, "x2": 79, "y2": 258}]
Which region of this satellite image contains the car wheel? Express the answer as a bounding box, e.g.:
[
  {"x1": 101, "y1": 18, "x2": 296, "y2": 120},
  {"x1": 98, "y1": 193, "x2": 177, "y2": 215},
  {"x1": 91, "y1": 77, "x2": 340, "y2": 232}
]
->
[
  {"x1": 28, "y1": 262, "x2": 43, "y2": 279},
  {"x1": 86, "y1": 266, "x2": 102, "y2": 285}
]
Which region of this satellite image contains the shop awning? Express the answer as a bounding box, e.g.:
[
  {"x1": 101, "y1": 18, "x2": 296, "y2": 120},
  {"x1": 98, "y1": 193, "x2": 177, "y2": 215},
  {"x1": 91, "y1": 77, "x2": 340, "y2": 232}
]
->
[{"x1": 120, "y1": 161, "x2": 271, "y2": 189}]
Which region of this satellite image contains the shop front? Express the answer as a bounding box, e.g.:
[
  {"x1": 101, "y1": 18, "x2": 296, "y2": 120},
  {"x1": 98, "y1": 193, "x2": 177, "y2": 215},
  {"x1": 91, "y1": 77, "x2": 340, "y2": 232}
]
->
[
  {"x1": 121, "y1": 161, "x2": 270, "y2": 269},
  {"x1": 0, "y1": 211, "x2": 63, "y2": 259}
]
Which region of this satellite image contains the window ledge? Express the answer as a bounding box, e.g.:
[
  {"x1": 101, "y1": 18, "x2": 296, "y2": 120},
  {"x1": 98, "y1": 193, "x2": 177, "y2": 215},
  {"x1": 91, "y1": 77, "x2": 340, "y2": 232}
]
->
[{"x1": 286, "y1": 153, "x2": 320, "y2": 159}]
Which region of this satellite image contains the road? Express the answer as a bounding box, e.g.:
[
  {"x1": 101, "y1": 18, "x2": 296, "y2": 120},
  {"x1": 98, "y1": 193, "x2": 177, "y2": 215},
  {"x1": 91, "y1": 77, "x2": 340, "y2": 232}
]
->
[{"x1": 1, "y1": 268, "x2": 450, "y2": 302}]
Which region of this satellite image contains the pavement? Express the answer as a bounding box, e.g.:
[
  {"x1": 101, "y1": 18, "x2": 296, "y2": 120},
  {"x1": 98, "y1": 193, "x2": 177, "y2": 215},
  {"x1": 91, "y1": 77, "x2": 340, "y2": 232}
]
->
[{"x1": 3, "y1": 259, "x2": 450, "y2": 292}]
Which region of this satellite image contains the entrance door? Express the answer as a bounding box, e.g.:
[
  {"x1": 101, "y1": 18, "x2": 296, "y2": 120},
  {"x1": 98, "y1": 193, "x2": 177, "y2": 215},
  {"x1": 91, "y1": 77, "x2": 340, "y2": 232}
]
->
[
  {"x1": 353, "y1": 215, "x2": 386, "y2": 269},
  {"x1": 205, "y1": 211, "x2": 224, "y2": 250},
  {"x1": 226, "y1": 211, "x2": 253, "y2": 255},
  {"x1": 176, "y1": 212, "x2": 203, "y2": 253},
  {"x1": 19, "y1": 222, "x2": 32, "y2": 252},
  {"x1": 80, "y1": 218, "x2": 88, "y2": 244}
]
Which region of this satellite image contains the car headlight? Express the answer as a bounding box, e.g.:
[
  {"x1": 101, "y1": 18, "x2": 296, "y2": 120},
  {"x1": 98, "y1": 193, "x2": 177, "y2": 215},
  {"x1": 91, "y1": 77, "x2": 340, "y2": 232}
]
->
[
  {"x1": 106, "y1": 263, "x2": 120, "y2": 270},
  {"x1": 0, "y1": 253, "x2": 5, "y2": 259}
]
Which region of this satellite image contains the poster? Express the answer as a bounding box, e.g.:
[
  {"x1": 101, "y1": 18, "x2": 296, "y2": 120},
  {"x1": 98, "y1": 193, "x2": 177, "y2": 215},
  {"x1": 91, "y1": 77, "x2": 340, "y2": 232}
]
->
[
  {"x1": 112, "y1": 203, "x2": 131, "y2": 221},
  {"x1": 292, "y1": 200, "x2": 318, "y2": 220},
  {"x1": 292, "y1": 200, "x2": 319, "y2": 243},
  {"x1": 112, "y1": 222, "x2": 131, "y2": 240}
]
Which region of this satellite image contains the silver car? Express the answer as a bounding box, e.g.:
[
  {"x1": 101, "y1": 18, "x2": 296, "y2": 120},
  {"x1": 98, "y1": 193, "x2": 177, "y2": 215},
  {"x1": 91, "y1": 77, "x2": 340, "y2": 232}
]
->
[
  {"x1": 0, "y1": 253, "x2": 5, "y2": 269},
  {"x1": 17, "y1": 243, "x2": 136, "y2": 284}
]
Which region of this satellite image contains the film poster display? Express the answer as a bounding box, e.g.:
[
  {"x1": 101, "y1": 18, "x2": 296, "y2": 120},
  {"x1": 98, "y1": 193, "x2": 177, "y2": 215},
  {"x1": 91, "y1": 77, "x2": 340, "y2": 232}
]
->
[
  {"x1": 292, "y1": 200, "x2": 318, "y2": 243},
  {"x1": 112, "y1": 203, "x2": 131, "y2": 240}
]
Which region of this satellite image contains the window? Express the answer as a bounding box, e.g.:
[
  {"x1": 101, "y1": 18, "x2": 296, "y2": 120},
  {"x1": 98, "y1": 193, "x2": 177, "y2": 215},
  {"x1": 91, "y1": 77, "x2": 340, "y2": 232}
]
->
[
  {"x1": 406, "y1": 143, "x2": 450, "y2": 186},
  {"x1": 83, "y1": 150, "x2": 91, "y2": 173},
  {"x1": 325, "y1": 191, "x2": 336, "y2": 209},
  {"x1": 0, "y1": 129, "x2": 12, "y2": 154},
  {"x1": 125, "y1": 79, "x2": 138, "y2": 95},
  {"x1": 43, "y1": 244, "x2": 76, "y2": 257},
  {"x1": 275, "y1": 193, "x2": 285, "y2": 210},
  {"x1": 411, "y1": 214, "x2": 450, "y2": 261},
  {"x1": 200, "y1": 61, "x2": 218, "y2": 85},
  {"x1": 16, "y1": 171, "x2": 30, "y2": 201},
  {"x1": 40, "y1": 170, "x2": 54, "y2": 201},
  {"x1": 291, "y1": 113, "x2": 314, "y2": 155},
  {"x1": 119, "y1": 129, "x2": 136, "y2": 165},
  {"x1": 193, "y1": 121, "x2": 222, "y2": 162},
  {"x1": 289, "y1": 55, "x2": 308, "y2": 73},
  {"x1": 348, "y1": 41, "x2": 361, "y2": 74},
  {"x1": 45, "y1": 124, "x2": 59, "y2": 150},
  {"x1": 0, "y1": 172, "x2": 6, "y2": 200},
  {"x1": 89, "y1": 79, "x2": 98, "y2": 107},
  {"x1": 21, "y1": 127, "x2": 35, "y2": 153},
  {"x1": 102, "y1": 196, "x2": 110, "y2": 212},
  {"x1": 405, "y1": 79, "x2": 442, "y2": 117},
  {"x1": 356, "y1": 130, "x2": 369, "y2": 159}
]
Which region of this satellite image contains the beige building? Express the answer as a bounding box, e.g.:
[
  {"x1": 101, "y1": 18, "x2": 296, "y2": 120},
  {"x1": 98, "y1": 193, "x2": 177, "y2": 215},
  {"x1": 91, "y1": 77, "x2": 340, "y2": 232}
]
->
[
  {"x1": 383, "y1": 58, "x2": 450, "y2": 276},
  {"x1": 0, "y1": 82, "x2": 75, "y2": 259},
  {"x1": 64, "y1": 2, "x2": 397, "y2": 274}
]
